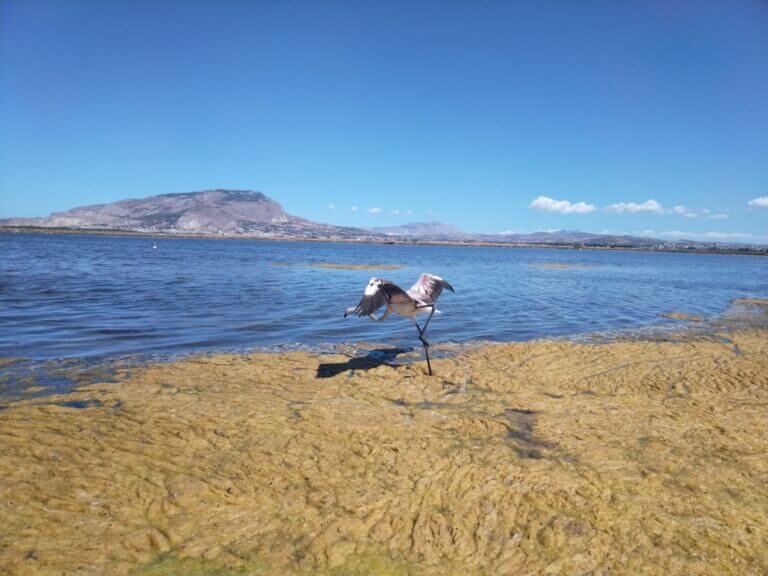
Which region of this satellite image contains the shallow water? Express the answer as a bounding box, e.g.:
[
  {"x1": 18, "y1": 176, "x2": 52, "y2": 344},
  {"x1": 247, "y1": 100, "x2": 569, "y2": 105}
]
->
[{"x1": 2, "y1": 232, "x2": 767, "y2": 364}]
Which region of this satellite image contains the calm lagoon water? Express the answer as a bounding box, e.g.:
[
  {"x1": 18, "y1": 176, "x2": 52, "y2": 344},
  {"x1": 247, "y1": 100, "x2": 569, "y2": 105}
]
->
[{"x1": 1, "y1": 232, "x2": 767, "y2": 362}]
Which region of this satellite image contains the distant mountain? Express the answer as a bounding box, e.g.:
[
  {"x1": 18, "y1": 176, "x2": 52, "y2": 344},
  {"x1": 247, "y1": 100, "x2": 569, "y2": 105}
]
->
[
  {"x1": 0, "y1": 189, "x2": 370, "y2": 238},
  {"x1": 481, "y1": 230, "x2": 659, "y2": 247},
  {"x1": 369, "y1": 221, "x2": 469, "y2": 239},
  {"x1": 7, "y1": 189, "x2": 757, "y2": 250},
  {"x1": 368, "y1": 222, "x2": 659, "y2": 246}
]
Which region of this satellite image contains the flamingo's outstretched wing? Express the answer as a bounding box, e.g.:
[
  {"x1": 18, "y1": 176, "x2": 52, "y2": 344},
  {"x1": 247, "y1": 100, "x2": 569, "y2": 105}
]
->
[
  {"x1": 345, "y1": 278, "x2": 409, "y2": 317},
  {"x1": 407, "y1": 273, "x2": 454, "y2": 305}
]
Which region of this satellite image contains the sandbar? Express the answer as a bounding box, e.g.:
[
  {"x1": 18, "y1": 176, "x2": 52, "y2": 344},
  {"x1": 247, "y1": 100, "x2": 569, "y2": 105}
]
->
[{"x1": 658, "y1": 311, "x2": 702, "y2": 322}]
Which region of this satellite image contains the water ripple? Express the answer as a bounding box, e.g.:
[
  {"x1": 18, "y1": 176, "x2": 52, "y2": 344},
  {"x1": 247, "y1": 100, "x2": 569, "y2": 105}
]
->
[{"x1": 1, "y1": 233, "x2": 766, "y2": 362}]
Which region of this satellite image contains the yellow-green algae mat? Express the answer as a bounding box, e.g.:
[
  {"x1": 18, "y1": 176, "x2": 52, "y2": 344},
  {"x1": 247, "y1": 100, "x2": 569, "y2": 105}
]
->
[
  {"x1": 1, "y1": 328, "x2": 768, "y2": 575},
  {"x1": 136, "y1": 550, "x2": 416, "y2": 575}
]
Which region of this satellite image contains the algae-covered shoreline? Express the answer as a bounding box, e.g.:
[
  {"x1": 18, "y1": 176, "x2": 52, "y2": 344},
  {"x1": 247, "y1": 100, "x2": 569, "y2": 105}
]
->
[{"x1": 1, "y1": 304, "x2": 768, "y2": 575}]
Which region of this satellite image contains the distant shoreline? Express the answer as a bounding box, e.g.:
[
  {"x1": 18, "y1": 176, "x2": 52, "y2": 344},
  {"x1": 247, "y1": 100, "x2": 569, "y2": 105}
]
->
[{"x1": 1, "y1": 225, "x2": 766, "y2": 256}]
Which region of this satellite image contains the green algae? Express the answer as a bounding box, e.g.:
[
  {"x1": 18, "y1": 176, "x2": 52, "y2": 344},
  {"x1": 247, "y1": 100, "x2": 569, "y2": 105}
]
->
[
  {"x1": 134, "y1": 550, "x2": 420, "y2": 576},
  {"x1": 134, "y1": 554, "x2": 267, "y2": 576}
]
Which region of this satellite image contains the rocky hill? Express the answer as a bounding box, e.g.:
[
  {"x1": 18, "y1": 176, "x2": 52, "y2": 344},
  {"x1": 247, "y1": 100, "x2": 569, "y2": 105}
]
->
[{"x1": 0, "y1": 189, "x2": 369, "y2": 238}]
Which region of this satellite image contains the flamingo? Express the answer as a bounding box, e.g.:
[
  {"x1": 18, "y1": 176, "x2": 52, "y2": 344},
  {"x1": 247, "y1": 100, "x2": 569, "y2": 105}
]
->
[{"x1": 344, "y1": 273, "x2": 454, "y2": 375}]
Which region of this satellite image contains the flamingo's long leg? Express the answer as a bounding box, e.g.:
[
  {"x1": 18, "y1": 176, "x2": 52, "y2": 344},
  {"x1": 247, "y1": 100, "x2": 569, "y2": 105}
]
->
[
  {"x1": 421, "y1": 306, "x2": 436, "y2": 334},
  {"x1": 413, "y1": 319, "x2": 433, "y2": 375},
  {"x1": 414, "y1": 307, "x2": 435, "y2": 348}
]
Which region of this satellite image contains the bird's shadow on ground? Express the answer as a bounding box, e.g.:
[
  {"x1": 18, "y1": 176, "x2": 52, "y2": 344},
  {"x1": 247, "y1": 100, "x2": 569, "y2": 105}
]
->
[{"x1": 316, "y1": 347, "x2": 412, "y2": 379}]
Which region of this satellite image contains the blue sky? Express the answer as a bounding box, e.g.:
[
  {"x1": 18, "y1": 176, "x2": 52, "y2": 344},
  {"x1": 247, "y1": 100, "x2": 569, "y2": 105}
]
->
[{"x1": 1, "y1": 0, "x2": 767, "y2": 241}]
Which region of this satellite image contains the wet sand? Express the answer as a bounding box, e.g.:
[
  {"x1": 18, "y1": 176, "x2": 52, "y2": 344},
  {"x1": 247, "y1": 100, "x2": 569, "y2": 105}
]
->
[{"x1": 2, "y1": 313, "x2": 768, "y2": 574}]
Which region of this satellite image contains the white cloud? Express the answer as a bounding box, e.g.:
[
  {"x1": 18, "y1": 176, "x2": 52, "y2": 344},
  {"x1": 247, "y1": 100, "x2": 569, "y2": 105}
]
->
[
  {"x1": 604, "y1": 199, "x2": 664, "y2": 214},
  {"x1": 671, "y1": 204, "x2": 727, "y2": 219},
  {"x1": 350, "y1": 206, "x2": 358, "y2": 212},
  {"x1": 426, "y1": 209, "x2": 436, "y2": 216},
  {"x1": 327, "y1": 203, "x2": 335, "y2": 210},
  {"x1": 367, "y1": 207, "x2": 382, "y2": 214},
  {"x1": 529, "y1": 196, "x2": 596, "y2": 214},
  {"x1": 404, "y1": 209, "x2": 413, "y2": 216},
  {"x1": 389, "y1": 209, "x2": 400, "y2": 215},
  {"x1": 748, "y1": 196, "x2": 768, "y2": 208}
]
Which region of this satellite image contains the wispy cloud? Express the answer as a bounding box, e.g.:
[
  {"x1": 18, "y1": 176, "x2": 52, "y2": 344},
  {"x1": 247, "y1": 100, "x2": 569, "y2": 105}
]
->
[
  {"x1": 404, "y1": 209, "x2": 413, "y2": 216},
  {"x1": 748, "y1": 196, "x2": 768, "y2": 208},
  {"x1": 529, "y1": 196, "x2": 596, "y2": 214},
  {"x1": 367, "y1": 207, "x2": 382, "y2": 214},
  {"x1": 327, "y1": 203, "x2": 335, "y2": 210},
  {"x1": 426, "y1": 209, "x2": 436, "y2": 217},
  {"x1": 604, "y1": 199, "x2": 664, "y2": 214},
  {"x1": 389, "y1": 209, "x2": 400, "y2": 215},
  {"x1": 672, "y1": 205, "x2": 726, "y2": 219},
  {"x1": 672, "y1": 205, "x2": 696, "y2": 218},
  {"x1": 350, "y1": 206, "x2": 358, "y2": 212}
]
